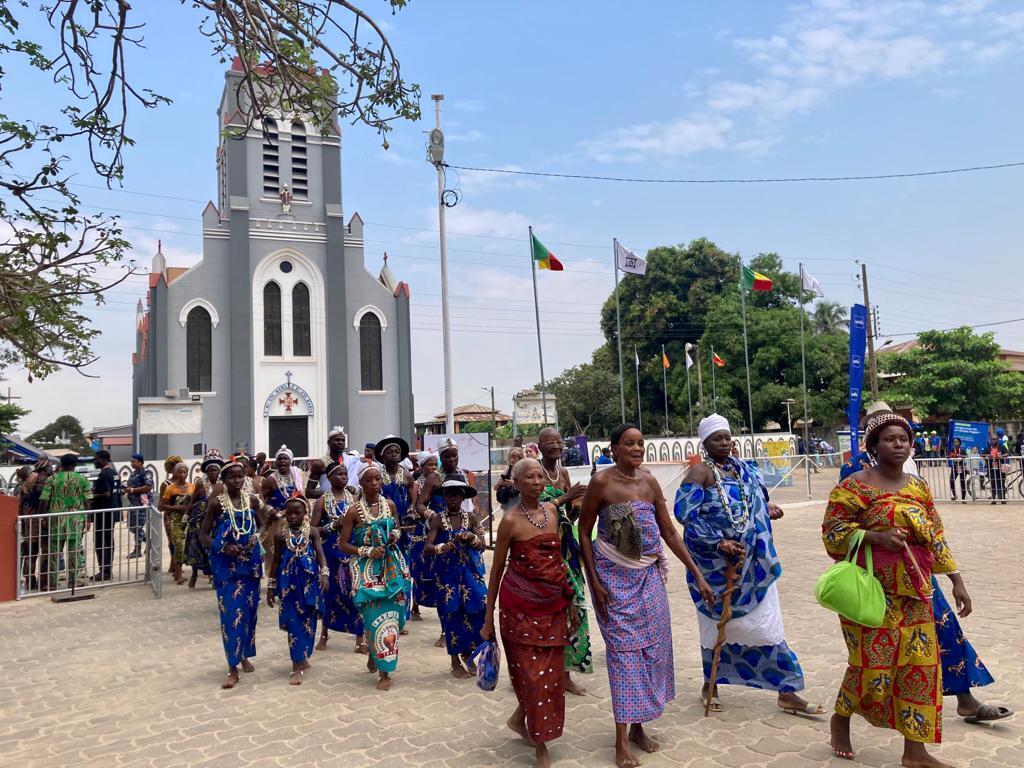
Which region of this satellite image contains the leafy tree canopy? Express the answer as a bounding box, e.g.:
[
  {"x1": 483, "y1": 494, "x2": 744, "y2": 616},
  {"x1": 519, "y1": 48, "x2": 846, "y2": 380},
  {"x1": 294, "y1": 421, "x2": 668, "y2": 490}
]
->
[
  {"x1": 880, "y1": 327, "x2": 1024, "y2": 421},
  {"x1": 26, "y1": 414, "x2": 88, "y2": 451},
  {"x1": 0, "y1": 401, "x2": 29, "y2": 434}
]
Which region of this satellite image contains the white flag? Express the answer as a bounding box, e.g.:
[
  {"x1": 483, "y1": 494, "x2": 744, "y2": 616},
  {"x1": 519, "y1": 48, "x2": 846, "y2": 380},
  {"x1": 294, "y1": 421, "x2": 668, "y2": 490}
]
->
[
  {"x1": 801, "y1": 265, "x2": 824, "y2": 297},
  {"x1": 616, "y1": 241, "x2": 647, "y2": 276},
  {"x1": 685, "y1": 350, "x2": 694, "y2": 369}
]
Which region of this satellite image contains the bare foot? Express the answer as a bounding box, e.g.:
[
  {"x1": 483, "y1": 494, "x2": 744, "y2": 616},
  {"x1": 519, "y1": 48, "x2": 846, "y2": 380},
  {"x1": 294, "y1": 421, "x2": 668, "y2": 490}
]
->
[
  {"x1": 299, "y1": 659, "x2": 311, "y2": 672},
  {"x1": 221, "y1": 669, "x2": 239, "y2": 689},
  {"x1": 462, "y1": 654, "x2": 477, "y2": 674},
  {"x1": 507, "y1": 713, "x2": 529, "y2": 741},
  {"x1": 188, "y1": 572, "x2": 198, "y2": 590},
  {"x1": 316, "y1": 634, "x2": 328, "y2": 651},
  {"x1": 565, "y1": 672, "x2": 587, "y2": 697},
  {"x1": 411, "y1": 610, "x2": 423, "y2": 622},
  {"x1": 240, "y1": 659, "x2": 255, "y2": 673},
  {"x1": 451, "y1": 662, "x2": 472, "y2": 679},
  {"x1": 289, "y1": 670, "x2": 303, "y2": 686},
  {"x1": 376, "y1": 673, "x2": 392, "y2": 691},
  {"x1": 629, "y1": 724, "x2": 659, "y2": 753},
  {"x1": 534, "y1": 743, "x2": 551, "y2": 768},
  {"x1": 435, "y1": 634, "x2": 445, "y2": 648},
  {"x1": 830, "y1": 714, "x2": 854, "y2": 760},
  {"x1": 367, "y1": 654, "x2": 377, "y2": 673},
  {"x1": 614, "y1": 742, "x2": 643, "y2": 768},
  {"x1": 355, "y1": 639, "x2": 368, "y2": 655},
  {"x1": 400, "y1": 627, "x2": 409, "y2": 636}
]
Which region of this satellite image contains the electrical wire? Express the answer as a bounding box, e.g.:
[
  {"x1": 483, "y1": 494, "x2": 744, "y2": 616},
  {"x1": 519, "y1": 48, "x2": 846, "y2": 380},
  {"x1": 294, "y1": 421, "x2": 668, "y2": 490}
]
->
[{"x1": 443, "y1": 161, "x2": 1024, "y2": 184}]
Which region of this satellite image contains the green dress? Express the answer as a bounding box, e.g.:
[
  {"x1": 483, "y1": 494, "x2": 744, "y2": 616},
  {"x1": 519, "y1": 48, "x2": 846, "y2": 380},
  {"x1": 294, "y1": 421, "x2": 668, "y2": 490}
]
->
[{"x1": 541, "y1": 485, "x2": 593, "y2": 674}]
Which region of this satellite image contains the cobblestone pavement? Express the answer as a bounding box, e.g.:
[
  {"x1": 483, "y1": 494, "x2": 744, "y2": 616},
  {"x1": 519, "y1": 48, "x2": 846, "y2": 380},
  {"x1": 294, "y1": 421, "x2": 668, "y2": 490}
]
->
[{"x1": 1, "y1": 498, "x2": 1020, "y2": 768}]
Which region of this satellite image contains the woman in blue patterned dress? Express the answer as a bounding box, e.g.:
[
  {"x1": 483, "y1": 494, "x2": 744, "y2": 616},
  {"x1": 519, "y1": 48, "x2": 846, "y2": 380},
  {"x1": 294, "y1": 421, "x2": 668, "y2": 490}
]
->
[
  {"x1": 267, "y1": 496, "x2": 328, "y2": 685},
  {"x1": 425, "y1": 474, "x2": 487, "y2": 679},
  {"x1": 311, "y1": 461, "x2": 366, "y2": 654},
  {"x1": 674, "y1": 414, "x2": 820, "y2": 716},
  {"x1": 184, "y1": 449, "x2": 222, "y2": 589},
  {"x1": 579, "y1": 423, "x2": 713, "y2": 768},
  {"x1": 409, "y1": 451, "x2": 438, "y2": 621},
  {"x1": 199, "y1": 460, "x2": 267, "y2": 690}
]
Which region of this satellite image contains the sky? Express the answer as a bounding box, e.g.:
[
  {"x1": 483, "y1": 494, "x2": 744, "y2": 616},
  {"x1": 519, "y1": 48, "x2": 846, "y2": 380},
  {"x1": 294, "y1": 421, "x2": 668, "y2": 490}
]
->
[{"x1": 6, "y1": 0, "x2": 1024, "y2": 434}]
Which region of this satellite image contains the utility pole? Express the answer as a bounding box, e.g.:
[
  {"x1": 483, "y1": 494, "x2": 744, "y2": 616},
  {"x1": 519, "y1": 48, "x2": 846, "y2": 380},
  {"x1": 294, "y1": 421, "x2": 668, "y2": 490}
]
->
[
  {"x1": 861, "y1": 262, "x2": 879, "y2": 400},
  {"x1": 429, "y1": 94, "x2": 454, "y2": 435}
]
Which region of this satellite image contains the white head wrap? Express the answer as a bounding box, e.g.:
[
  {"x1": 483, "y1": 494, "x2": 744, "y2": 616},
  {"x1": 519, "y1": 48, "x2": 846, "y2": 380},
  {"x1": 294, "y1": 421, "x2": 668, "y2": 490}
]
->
[
  {"x1": 327, "y1": 425, "x2": 346, "y2": 439},
  {"x1": 698, "y1": 414, "x2": 731, "y2": 444},
  {"x1": 354, "y1": 460, "x2": 385, "y2": 484},
  {"x1": 417, "y1": 450, "x2": 437, "y2": 465},
  {"x1": 275, "y1": 445, "x2": 294, "y2": 460}
]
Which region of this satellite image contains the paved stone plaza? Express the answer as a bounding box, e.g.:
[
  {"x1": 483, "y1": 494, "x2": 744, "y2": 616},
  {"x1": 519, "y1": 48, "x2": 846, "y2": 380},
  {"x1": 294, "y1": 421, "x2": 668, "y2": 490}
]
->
[{"x1": 1, "y1": 496, "x2": 1020, "y2": 768}]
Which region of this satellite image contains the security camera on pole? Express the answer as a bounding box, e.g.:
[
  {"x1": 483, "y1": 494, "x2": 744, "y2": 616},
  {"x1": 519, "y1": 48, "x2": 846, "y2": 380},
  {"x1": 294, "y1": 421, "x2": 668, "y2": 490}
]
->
[{"x1": 428, "y1": 94, "x2": 454, "y2": 435}]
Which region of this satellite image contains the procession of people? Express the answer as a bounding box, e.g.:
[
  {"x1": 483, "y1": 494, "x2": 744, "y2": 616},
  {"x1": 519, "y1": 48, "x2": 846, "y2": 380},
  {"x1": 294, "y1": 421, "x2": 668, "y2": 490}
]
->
[{"x1": 12, "y1": 413, "x2": 1011, "y2": 768}]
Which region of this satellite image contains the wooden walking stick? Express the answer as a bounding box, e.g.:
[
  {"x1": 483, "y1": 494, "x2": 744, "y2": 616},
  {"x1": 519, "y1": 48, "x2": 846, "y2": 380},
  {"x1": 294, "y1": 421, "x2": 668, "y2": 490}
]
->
[{"x1": 704, "y1": 556, "x2": 741, "y2": 717}]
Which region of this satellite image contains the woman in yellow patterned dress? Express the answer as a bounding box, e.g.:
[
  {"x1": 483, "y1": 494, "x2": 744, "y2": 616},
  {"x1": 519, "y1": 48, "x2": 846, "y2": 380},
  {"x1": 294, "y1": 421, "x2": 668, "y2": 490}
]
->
[{"x1": 823, "y1": 411, "x2": 964, "y2": 768}]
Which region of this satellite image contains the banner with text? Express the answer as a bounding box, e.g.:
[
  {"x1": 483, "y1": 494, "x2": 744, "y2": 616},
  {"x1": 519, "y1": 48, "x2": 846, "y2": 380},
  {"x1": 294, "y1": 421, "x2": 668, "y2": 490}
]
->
[
  {"x1": 948, "y1": 420, "x2": 989, "y2": 453},
  {"x1": 847, "y1": 304, "x2": 868, "y2": 455}
]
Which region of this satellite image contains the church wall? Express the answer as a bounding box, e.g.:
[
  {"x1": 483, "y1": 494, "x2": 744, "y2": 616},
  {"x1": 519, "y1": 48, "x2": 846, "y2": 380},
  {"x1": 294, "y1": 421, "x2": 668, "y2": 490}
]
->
[{"x1": 344, "y1": 240, "x2": 403, "y2": 447}]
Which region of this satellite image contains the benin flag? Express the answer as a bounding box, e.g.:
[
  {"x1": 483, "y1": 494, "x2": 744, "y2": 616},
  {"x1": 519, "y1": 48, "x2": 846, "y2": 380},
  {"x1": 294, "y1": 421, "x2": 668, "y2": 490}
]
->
[
  {"x1": 742, "y1": 265, "x2": 773, "y2": 291},
  {"x1": 662, "y1": 352, "x2": 670, "y2": 369},
  {"x1": 713, "y1": 353, "x2": 726, "y2": 367},
  {"x1": 532, "y1": 233, "x2": 564, "y2": 271}
]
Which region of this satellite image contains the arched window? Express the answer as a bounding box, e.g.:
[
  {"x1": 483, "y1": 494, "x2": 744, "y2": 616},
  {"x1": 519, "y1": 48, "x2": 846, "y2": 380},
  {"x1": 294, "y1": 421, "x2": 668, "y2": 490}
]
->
[
  {"x1": 292, "y1": 282, "x2": 311, "y2": 357},
  {"x1": 186, "y1": 307, "x2": 212, "y2": 392},
  {"x1": 262, "y1": 119, "x2": 280, "y2": 197},
  {"x1": 291, "y1": 121, "x2": 308, "y2": 200},
  {"x1": 263, "y1": 281, "x2": 282, "y2": 356},
  {"x1": 359, "y1": 313, "x2": 383, "y2": 391}
]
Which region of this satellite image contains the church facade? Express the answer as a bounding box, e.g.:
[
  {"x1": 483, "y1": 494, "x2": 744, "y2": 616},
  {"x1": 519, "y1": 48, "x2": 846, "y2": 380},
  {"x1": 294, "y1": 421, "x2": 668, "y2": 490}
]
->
[{"x1": 133, "y1": 61, "x2": 414, "y2": 459}]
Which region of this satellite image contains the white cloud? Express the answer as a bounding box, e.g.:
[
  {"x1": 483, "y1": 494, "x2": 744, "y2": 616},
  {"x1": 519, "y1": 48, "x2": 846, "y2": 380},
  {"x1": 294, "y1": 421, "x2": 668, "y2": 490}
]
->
[
  {"x1": 581, "y1": 0, "x2": 1023, "y2": 161},
  {"x1": 446, "y1": 129, "x2": 485, "y2": 144}
]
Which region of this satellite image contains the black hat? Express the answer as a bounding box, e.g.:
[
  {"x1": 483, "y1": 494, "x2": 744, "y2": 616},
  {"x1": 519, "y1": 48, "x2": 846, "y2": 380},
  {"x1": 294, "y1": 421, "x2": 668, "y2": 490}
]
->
[
  {"x1": 439, "y1": 474, "x2": 477, "y2": 499},
  {"x1": 374, "y1": 434, "x2": 410, "y2": 463}
]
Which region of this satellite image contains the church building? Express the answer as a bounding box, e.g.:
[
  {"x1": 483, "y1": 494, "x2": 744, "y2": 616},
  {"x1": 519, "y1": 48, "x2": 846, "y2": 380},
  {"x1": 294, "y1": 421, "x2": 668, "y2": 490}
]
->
[{"x1": 132, "y1": 60, "x2": 414, "y2": 459}]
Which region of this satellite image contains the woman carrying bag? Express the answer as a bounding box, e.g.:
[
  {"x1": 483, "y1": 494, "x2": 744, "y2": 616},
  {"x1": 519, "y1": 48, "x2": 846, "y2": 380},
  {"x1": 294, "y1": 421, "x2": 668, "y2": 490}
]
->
[{"x1": 823, "y1": 411, "x2": 965, "y2": 768}]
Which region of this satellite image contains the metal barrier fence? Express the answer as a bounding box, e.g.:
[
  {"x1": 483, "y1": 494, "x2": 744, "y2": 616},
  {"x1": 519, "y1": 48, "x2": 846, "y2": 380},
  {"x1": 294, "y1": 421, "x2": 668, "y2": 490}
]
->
[
  {"x1": 914, "y1": 456, "x2": 1024, "y2": 504},
  {"x1": 15, "y1": 505, "x2": 163, "y2": 600}
]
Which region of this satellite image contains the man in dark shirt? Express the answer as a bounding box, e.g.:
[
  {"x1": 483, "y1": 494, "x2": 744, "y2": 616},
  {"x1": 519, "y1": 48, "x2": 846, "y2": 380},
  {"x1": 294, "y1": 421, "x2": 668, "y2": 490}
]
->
[{"x1": 91, "y1": 450, "x2": 122, "y2": 581}]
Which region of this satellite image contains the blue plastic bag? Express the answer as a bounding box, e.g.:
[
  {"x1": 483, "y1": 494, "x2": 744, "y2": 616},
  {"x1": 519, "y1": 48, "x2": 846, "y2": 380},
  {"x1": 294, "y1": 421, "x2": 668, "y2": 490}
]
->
[{"x1": 471, "y1": 640, "x2": 501, "y2": 692}]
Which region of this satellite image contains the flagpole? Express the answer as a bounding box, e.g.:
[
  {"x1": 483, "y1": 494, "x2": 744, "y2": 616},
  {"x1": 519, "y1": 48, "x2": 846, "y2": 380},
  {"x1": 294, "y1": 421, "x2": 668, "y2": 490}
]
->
[
  {"x1": 711, "y1": 345, "x2": 718, "y2": 411},
  {"x1": 662, "y1": 344, "x2": 669, "y2": 435},
  {"x1": 634, "y1": 344, "x2": 642, "y2": 431},
  {"x1": 685, "y1": 349, "x2": 694, "y2": 436},
  {"x1": 739, "y1": 259, "x2": 756, "y2": 436},
  {"x1": 799, "y1": 262, "x2": 811, "y2": 500},
  {"x1": 529, "y1": 226, "x2": 549, "y2": 427},
  {"x1": 613, "y1": 238, "x2": 626, "y2": 423}
]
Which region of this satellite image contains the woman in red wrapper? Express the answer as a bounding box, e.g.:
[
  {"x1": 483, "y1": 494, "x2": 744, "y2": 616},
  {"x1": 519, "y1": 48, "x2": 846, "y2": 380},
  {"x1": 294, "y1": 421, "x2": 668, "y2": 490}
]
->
[{"x1": 482, "y1": 457, "x2": 577, "y2": 768}]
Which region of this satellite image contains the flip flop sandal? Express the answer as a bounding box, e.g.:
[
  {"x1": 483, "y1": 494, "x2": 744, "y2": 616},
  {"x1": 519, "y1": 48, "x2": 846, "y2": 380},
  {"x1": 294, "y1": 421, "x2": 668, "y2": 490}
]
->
[
  {"x1": 964, "y1": 705, "x2": 1013, "y2": 724},
  {"x1": 780, "y1": 701, "x2": 826, "y2": 717},
  {"x1": 699, "y1": 693, "x2": 723, "y2": 713}
]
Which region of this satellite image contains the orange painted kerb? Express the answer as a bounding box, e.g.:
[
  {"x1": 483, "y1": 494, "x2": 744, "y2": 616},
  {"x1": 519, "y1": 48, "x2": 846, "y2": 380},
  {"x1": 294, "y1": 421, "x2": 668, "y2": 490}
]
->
[{"x1": 0, "y1": 495, "x2": 18, "y2": 601}]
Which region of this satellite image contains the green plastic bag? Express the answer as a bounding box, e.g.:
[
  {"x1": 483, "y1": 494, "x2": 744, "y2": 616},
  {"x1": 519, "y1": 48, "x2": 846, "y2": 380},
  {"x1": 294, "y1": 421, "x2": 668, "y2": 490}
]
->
[{"x1": 814, "y1": 529, "x2": 886, "y2": 628}]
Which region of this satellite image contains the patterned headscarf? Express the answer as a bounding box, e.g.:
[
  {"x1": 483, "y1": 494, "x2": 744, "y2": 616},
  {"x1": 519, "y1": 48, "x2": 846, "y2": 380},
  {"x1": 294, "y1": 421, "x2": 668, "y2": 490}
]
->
[{"x1": 863, "y1": 411, "x2": 913, "y2": 454}]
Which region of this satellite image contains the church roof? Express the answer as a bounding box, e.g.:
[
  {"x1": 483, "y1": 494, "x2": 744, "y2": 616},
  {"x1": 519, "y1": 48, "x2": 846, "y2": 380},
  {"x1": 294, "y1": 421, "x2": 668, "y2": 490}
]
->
[
  {"x1": 429, "y1": 404, "x2": 512, "y2": 423},
  {"x1": 165, "y1": 267, "x2": 188, "y2": 285}
]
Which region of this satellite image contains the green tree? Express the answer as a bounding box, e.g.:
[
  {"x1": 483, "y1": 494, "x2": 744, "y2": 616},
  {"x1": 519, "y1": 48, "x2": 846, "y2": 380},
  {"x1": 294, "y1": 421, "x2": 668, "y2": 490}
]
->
[
  {"x1": 0, "y1": 401, "x2": 28, "y2": 434},
  {"x1": 695, "y1": 254, "x2": 848, "y2": 432},
  {"x1": 27, "y1": 414, "x2": 88, "y2": 451},
  {"x1": 1, "y1": 0, "x2": 419, "y2": 378},
  {"x1": 462, "y1": 421, "x2": 495, "y2": 434},
  {"x1": 880, "y1": 327, "x2": 1024, "y2": 420},
  {"x1": 812, "y1": 302, "x2": 849, "y2": 335},
  {"x1": 545, "y1": 346, "x2": 623, "y2": 436}
]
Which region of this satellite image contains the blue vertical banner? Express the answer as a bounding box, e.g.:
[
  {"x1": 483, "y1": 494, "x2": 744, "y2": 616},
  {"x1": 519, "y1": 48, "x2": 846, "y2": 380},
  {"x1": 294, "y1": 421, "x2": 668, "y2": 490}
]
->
[{"x1": 847, "y1": 304, "x2": 868, "y2": 454}]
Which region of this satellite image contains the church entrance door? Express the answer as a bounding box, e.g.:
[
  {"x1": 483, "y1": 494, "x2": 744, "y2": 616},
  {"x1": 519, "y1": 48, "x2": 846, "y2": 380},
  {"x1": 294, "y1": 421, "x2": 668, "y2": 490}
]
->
[{"x1": 269, "y1": 416, "x2": 308, "y2": 457}]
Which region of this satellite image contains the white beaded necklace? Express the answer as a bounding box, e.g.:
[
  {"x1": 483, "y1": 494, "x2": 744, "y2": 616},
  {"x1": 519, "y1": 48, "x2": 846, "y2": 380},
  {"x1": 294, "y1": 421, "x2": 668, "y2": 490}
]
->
[
  {"x1": 518, "y1": 500, "x2": 549, "y2": 529},
  {"x1": 383, "y1": 466, "x2": 405, "y2": 486},
  {"x1": 357, "y1": 495, "x2": 389, "y2": 525},
  {"x1": 541, "y1": 460, "x2": 561, "y2": 484},
  {"x1": 284, "y1": 518, "x2": 311, "y2": 555},
  {"x1": 439, "y1": 507, "x2": 469, "y2": 533},
  {"x1": 220, "y1": 491, "x2": 255, "y2": 537},
  {"x1": 705, "y1": 458, "x2": 750, "y2": 534}
]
